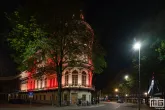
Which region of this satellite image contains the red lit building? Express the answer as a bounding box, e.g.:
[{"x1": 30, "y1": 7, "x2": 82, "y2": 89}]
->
[
  {"x1": 19, "y1": 66, "x2": 94, "y2": 104},
  {"x1": 18, "y1": 19, "x2": 95, "y2": 105}
]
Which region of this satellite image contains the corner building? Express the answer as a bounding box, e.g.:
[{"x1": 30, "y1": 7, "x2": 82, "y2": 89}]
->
[{"x1": 19, "y1": 20, "x2": 95, "y2": 105}]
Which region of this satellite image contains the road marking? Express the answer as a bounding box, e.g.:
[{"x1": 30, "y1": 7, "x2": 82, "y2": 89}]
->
[{"x1": 115, "y1": 105, "x2": 121, "y2": 109}]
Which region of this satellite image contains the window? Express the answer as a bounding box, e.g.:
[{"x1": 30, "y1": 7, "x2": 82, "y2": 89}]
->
[
  {"x1": 72, "y1": 70, "x2": 78, "y2": 86},
  {"x1": 40, "y1": 95, "x2": 42, "y2": 100},
  {"x1": 65, "y1": 72, "x2": 69, "y2": 86},
  {"x1": 37, "y1": 80, "x2": 39, "y2": 88},
  {"x1": 40, "y1": 79, "x2": 42, "y2": 88},
  {"x1": 51, "y1": 79, "x2": 54, "y2": 87},
  {"x1": 43, "y1": 95, "x2": 46, "y2": 100},
  {"x1": 82, "y1": 94, "x2": 86, "y2": 101},
  {"x1": 52, "y1": 78, "x2": 55, "y2": 87},
  {"x1": 82, "y1": 71, "x2": 86, "y2": 86},
  {"x1": 36, "y1": 95, "x2": 38, "y2": 100},
  {"x1": 50, "y1": 79, "x2": 52, "y2": 87},
  {"x1": 45, "y1": 78, "x2": 47, "y2": 88},
  {"x1": 30, "y1": 81, "x2": 32, "y2": 89},
  {"x1": 54, "y1": 78, "x2": 57, "y2": 86},
  {"x1": 64, "y1": 94, "x2": 67, "y2": 101}
]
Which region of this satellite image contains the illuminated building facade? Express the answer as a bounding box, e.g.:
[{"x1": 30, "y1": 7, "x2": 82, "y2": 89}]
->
[
  {"x1": 19, "y1": 17, "x2": 95, "y2": 105},
  {"x1": 19, "y1": 66, "x2": 94, "y2": 104}
]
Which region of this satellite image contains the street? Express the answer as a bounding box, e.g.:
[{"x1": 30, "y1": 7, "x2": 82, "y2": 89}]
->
[
  {"x1": 1, "y1": 102, "x2": 153, "y2": 110},
  {"x1": 80, "y1": 102, "x2": 153, "y2": 110}
]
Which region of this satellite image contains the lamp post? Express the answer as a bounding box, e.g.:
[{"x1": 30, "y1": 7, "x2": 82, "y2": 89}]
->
[
  {"x1": 144, "y1": 92, "x2": 148, "y2": 104},
  {"x1": 133, "y1": 42, "x2": 141, "y2": 110},
  {"x1": 114, "y1": 88, "x2": 119, "y2": 101}
]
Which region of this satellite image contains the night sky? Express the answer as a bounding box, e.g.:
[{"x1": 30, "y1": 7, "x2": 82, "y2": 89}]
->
[{"x1": 1, "y1": 0, "x2": 165, "y2": 89}]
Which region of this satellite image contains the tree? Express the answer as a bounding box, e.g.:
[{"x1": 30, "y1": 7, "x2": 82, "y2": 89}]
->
[
  {"x1": 7, "y1": 11, "x2": 106, "y2": 106},
  {"x1": 118, "y1": 75, "x2": 134, "y2": 95},
  {"x1": 6, "y1": 11, "x2": 48, "y2": 71},
  {"x1": 131, "y1": 10, "x2": 165, "y2": 92}
]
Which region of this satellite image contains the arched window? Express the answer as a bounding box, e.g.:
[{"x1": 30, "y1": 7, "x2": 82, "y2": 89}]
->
[
  {"x1": 40, "y1": 79, "x2": 42, "y2": 88},
  {"x1": 82, "y1": 71, "x2": 87, "y2": 86},
  {"x1": 30, "y1": 81, "x2": 33, "y2": 89},
  {"x1": 36, "y1": 80, "x2": 38, "y2": 89},
  {"x1": 72, "y1": 70, "x2": 78, "y2": 86},
  {"x1": 65, "y1": 72, "x2": 69, "y2": 86},
  {"x1": 37, "y1": 80, "x2": 40, "y2": 88},
  {"x1": 45, "y1": 78, "x2": 47, "y2": 88}
]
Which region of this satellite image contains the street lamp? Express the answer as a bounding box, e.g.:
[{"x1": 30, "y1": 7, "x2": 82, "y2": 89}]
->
[
  {"x1": 115, "y1": 88, "x2": 119, "y2": 92},
  {"x1": 114, "y1": 88, "x2": 119, "y2": 101},
  {"x1": 133, "y1": 42, "x2": 141, "y2": 110},
  {"x1": 124, "y1": 75, "x2": 129, "y2": 80},
  {"x1": 144, "y1": 92, "x2": 147, "y2": 96}
]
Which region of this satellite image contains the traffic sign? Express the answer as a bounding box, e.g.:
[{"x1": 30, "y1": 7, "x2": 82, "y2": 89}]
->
[{"x1": 28, "y1": 92, "x2": 33, "y2": 98}]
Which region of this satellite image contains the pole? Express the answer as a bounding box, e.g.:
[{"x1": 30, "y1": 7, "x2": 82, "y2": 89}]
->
[
  {"x1": 30, "y1": 98, "x2": 32, "y2": 108},
  {"x1": 138, "y1": 48, "x2": 141, "y2": 110}
]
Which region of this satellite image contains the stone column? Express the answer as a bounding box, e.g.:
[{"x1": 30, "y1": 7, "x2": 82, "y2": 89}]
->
[{"x1": 68, "y1": 72, "x2": 72, "y2": 85}]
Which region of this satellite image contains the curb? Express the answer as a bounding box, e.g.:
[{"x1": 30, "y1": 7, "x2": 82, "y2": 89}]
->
[{"x1": 61, "y1": 104, "x2": 105, "y2": 109}]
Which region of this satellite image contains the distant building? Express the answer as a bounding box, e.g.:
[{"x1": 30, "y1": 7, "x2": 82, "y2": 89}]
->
[{"x1": 0, "y1": 76, "x2": 19, "y2": 102}]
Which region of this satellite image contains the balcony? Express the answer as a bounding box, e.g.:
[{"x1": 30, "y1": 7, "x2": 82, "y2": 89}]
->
[{"x1": 62, "y1": 84, "x2": 95, "y2": 91}]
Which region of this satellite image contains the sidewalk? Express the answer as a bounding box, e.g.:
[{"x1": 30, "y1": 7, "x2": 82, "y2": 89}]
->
[
  {"x1": 123, "y1": 103, "x2": 155, "y2": 110},
  {"x1": 1, "y1": 103, "x2": 105, "y2": 110},
  {"x1": 45, "y1": 104, "x2": 105, "y2": 110}
]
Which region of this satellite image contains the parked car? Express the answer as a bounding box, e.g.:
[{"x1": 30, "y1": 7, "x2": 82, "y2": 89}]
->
[{"x1": 117, "y1": 99, "x2": 124, "y2": 103}]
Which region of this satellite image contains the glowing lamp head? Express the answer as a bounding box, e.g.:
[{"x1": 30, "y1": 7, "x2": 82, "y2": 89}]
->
[
  {"x1": 124, "y1": 75, "x2": 129, "y2": 80},
  {"x1": 133, "y1": 42, "x2": 141, "y2": 50},
  {"x1": 115, "y1": 88, "x2": 119, "y2": 92},
  {"x1": 144, "y1": 92, "x2": 147, "y2": 96}
]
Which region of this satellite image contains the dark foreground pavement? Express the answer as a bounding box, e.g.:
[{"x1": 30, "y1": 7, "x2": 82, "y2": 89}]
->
[{"x1": 1, "y1": 102, "x2": 155, "y2": 110}]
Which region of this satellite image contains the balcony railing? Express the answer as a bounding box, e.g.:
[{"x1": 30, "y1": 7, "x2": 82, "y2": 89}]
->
[
  {"x1": 20, "y1": 84, "x2": 95, "y2": 92},
  {"x1": 62, "y1": 84, "x2": 95, "y2": 90}
]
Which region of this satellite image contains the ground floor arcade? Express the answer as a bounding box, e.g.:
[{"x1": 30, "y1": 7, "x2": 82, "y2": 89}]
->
[{"x1": 10, "y1": 89, "x2": 92, "y2": 105}]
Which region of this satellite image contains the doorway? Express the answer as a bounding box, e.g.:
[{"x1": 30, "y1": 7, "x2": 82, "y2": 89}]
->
[{"x1": 71, "y1": 93, "x2": 77, "y2": 104}]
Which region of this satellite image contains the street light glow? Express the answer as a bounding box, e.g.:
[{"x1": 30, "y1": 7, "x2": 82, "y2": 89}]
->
[
  {"x1": 144, "y1": 92, "x2": 147, "y2": 96},
  {"x1": 124, "y1": 75, "x2": 129, "y2": 80},
  {"x1": 125, "y1": 94, "x2": 128, "y2": 97},
  {"x1": 133, "y1": 42, "x2": 141, "y2": 50},
  {"x1": 115, "y1": 88, "x2": 119, "y2": 92}
]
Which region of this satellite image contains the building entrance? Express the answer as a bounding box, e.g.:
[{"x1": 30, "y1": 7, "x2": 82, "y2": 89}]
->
[{"x1": 71, "y1": 93, "x2": 77, "y2": 104}]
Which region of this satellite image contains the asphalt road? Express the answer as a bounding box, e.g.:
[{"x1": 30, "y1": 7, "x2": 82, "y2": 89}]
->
[
  {"x1": 77, "y1": 102, "x2": 153, "y2": 110},
  {"x1": 1, "y1": 102, "x2": 154, "y2": 110}
]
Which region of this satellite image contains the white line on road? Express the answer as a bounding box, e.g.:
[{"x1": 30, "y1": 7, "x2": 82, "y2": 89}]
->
[{"x1": 115, "y1": 105, "x2": 121, "y2": 109}]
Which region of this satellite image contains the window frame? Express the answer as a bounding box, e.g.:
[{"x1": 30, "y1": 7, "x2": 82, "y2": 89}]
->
[{"x1": 72, "y1": 70, "x2": 78, "y2": 86}]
